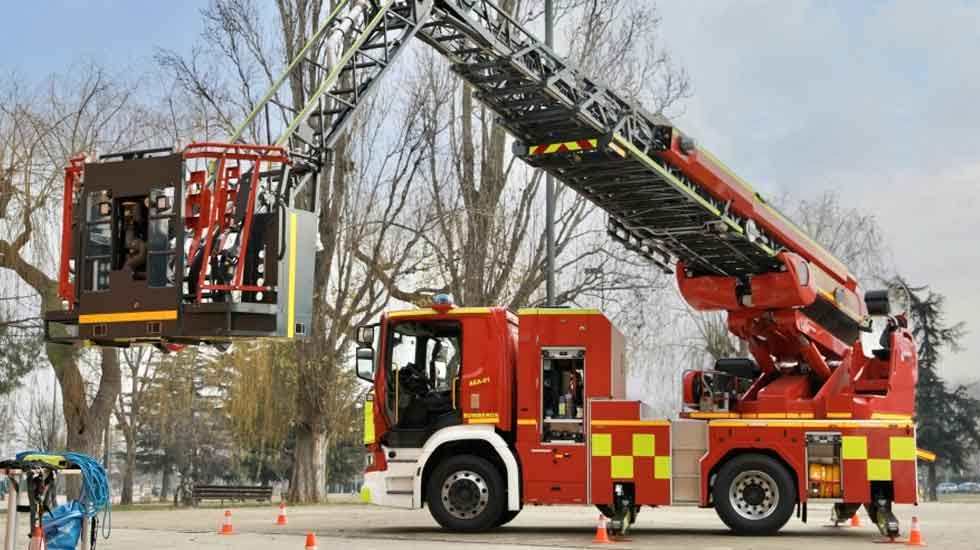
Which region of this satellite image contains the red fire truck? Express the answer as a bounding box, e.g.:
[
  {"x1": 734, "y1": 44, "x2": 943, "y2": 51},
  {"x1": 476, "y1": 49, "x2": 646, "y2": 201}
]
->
[
  {"x1": 42, "y1": 0, "x2": 928, "y2": 538},
  {"x1": 356, "y1": 291, "x2": 921, "y2": 537}
]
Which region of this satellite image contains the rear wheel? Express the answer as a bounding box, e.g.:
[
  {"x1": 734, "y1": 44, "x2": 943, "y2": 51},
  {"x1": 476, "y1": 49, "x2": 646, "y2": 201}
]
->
[
  {"x1": 712, "y1": 453, "x2": 795, "y2": 535},
  {"x1": 426, "y1": 454, "x2": 505, "y2": 532}
]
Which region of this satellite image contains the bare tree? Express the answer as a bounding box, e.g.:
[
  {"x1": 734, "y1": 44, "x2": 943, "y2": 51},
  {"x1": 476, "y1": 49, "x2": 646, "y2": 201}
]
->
[
  {"x1": 0, "y1": 396, "x2": 16, "y2": 457},
  {"x1": 114, "y1": 346, "x2": 158, "y2": 505},
  {"x1": 16, "y1": 374, "x2": 65, "y2": 451},
  {"x1": 782, "y1": 190, "x2": 889, "y2": 284}
]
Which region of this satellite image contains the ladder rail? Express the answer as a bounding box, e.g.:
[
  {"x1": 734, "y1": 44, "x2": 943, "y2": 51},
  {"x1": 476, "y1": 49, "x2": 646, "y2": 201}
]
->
[{"x1": 228, "y1": 0, "x2": 354, "y2": 145}]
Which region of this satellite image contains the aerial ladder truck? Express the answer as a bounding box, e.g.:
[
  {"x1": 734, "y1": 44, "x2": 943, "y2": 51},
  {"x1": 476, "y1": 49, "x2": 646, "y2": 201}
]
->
[{"x1": 44, "y1": 0, "x2": 927, "y2": 538}]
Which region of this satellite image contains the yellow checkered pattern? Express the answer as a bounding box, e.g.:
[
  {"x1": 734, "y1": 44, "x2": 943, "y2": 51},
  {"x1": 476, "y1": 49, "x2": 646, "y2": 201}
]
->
[
  {"x1": 842, "y1": 435, "x2": 915, "y2": 481},
  {"x1": 591, "y1": 433, "x2": 671, "y2": 480}
]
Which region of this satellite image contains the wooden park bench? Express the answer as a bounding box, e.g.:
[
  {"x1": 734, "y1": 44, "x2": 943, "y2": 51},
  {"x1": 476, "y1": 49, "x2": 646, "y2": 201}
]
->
[{"x1": 191, "y1": 484, "x2": 274, "y2": 506}]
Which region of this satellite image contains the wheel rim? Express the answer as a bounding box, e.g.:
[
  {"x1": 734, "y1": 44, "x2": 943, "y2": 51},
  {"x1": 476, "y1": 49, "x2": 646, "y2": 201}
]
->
[
  {"x1": 441, "y1": 469, "x2": 489, "y2": 520},
  {"x1": 729, "y1": 469, "x2": 779, "y2": 521}
]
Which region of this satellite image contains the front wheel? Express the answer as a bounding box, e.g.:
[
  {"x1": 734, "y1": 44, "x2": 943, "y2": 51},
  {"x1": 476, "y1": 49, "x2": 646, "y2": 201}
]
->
[
  {"x1": 712, "y1": 453, "x2": 795, "y2": 535},
  {"x1": 426, "y1": 454, "x2": 505, "y2": 532}
]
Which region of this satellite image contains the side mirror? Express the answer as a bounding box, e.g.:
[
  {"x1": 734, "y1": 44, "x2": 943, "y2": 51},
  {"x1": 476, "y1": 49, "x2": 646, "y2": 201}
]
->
[
  {"x1": 355, "y1": 347, "x2": 375, "y2": 382},
  {"x1": 356, "y1": 325, "x2": 375, "y2": 346}
]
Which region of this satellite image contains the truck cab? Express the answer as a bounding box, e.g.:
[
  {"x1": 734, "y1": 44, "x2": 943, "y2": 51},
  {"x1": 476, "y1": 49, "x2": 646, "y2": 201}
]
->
[
  {"x1": 356, "y1": 301, "x2": 518, "y2": 525},
  {"x1": 356, "y1": 298, "x2": 646, "y2": 531}
]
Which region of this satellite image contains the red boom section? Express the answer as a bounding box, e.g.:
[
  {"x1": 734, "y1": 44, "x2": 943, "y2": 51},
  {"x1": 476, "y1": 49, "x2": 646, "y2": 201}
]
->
[
  {"x1": 660, "y1": 133, "x2": 855, "y2": 289},
  {"x1": 662, "y1": 132, "x2": 869, "y2": 364},
  {"x1": 658, "y1": 132, "x2": 913, "y2": 420}
]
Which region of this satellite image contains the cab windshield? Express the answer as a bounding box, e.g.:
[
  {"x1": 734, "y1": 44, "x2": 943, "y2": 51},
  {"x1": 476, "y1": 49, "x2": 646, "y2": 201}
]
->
[
  {"x1": 387, "y1": 320, "x2": 461, "y2": 392},
  {"x1": 385, "y1": 320, "x2": 461, "y2": 428}
]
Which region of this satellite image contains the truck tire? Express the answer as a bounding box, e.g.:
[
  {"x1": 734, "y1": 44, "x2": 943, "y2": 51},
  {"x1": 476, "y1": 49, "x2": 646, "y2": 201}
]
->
[
  {"x1": 712, "y1": 453, "x2": 795, "y2": 535},
  {"x1": 426, "y1": 454, "x2": 505, "y2": 532}
]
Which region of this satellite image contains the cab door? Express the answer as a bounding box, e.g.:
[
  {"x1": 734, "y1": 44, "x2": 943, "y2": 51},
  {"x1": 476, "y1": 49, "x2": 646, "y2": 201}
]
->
[{"x1": 381, "y1": 319, "x2": 463, "y2": 447}]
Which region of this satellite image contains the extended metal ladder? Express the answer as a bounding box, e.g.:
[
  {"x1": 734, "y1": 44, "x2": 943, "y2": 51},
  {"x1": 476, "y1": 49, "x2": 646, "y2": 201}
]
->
[{"x1": 260, "y1": 0, "x2": 789, "y2": 279}]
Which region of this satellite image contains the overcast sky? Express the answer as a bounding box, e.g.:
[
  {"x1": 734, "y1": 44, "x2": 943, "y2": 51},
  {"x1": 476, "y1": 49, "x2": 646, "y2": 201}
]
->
[
  {"x1": 2, "y1": 1, "x2": 977, "y2": 380},
  {"x1": 655, "y1": 1, "x2": 979, "y2": 381}
]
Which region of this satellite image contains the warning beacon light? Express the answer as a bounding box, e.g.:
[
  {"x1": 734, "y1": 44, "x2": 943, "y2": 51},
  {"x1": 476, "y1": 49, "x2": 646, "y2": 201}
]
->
[{"x1": 432, "y1": 294, "x2": 455, "y2": 313}]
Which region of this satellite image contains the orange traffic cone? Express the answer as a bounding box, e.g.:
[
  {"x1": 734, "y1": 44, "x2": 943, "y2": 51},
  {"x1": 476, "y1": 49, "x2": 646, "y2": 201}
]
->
[
  {"x1": 219, "y1": 509, "x2": 235, "y2": 535},
  {"x1": 592, "y1": 515, "x2": 612, "y2": 544},
  {"x1": 851, "y1": 513, "x2": 863, "y2": 527},
  {"x1": 28, "y1": 526, "x2": 46, "y2": 550},
  {"x1": 305, "y1": 532, "x2": 318, "y2": 550},
  {"x1": 276, "y1": 501, "x2": 288, "y2": 525},
  {"x1": 906, "y1": 516, "x2": 926, "y2": 546}
]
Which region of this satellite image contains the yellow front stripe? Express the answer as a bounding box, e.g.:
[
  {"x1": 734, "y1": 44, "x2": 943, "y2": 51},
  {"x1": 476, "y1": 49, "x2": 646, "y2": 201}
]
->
[
  {"x1": 287, "y1": 212, "x2": 297, "y2": 338},
  {"x1": 79, "y1": 310, "x2": 177, "y2": 324}
]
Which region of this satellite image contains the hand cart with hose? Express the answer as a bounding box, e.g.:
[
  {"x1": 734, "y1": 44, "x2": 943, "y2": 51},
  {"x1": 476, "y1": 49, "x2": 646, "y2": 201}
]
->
[{"x1": 1, "y1": 452, "x2": 110, "y2": 550}]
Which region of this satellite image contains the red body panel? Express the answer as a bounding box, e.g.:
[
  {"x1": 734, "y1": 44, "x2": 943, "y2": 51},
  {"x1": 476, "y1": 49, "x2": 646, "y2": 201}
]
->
[
  {"x1": 750, "y1": 254, "x2": 817, "y2": 309},
  {"x1": 660, "y1": 139, "x2": 853, "y2": 287},
  {"x1": 514, "y1": 310, "x2": 622, "y2": 505}
]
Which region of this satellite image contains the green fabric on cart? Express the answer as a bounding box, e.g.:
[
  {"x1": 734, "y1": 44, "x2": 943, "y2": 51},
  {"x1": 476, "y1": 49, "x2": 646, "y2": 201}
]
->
[{"x1": 20, "y1": 454, "x2": 71, "y2": 469}]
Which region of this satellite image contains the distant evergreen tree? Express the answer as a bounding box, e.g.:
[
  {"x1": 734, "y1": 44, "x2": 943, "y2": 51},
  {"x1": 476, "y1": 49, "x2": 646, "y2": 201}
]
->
[
  {"x1": 900, "y1": 278, "x2": 980, "y2": 500},
  {"x1": 0, "y1": 324, "x2": 40, "y2": 395}
]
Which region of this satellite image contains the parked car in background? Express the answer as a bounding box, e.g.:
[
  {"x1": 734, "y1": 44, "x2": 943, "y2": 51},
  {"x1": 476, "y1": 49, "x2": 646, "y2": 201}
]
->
[
  {"x1": 956, "y1": 482, "x2": 980, "y2": 494},
  {"x1": 938, "y1": 482, "x2": 959, "y2": 494}
]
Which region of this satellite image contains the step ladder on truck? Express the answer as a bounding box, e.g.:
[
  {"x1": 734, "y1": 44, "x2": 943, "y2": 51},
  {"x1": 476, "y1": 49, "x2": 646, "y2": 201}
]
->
[{"x1": 43, "y1": 0, "x2": 933, "y2": 538}]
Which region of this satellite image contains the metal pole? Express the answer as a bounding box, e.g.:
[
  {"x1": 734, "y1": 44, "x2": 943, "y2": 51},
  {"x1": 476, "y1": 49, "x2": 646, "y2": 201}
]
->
[{"x1": 544, "y1": 0, "x2": 557, "y2": 306}]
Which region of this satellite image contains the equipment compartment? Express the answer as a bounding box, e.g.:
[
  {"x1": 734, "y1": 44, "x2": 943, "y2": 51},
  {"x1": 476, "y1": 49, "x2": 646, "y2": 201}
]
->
[{"x1": 806, "y1": 433, "x2": 842, "y2": 499}]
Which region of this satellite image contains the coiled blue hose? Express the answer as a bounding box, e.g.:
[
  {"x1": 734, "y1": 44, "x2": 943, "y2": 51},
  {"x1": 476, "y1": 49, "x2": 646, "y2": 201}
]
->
[{"x1": 16, "y1": 451, "x2": 110, "y2": 516}]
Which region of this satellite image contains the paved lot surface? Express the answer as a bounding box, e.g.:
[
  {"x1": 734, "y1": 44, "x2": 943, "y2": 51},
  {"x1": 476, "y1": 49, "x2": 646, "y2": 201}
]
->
[{"x1": 6, "y1": 499, "x2": 976, "y2": 549}]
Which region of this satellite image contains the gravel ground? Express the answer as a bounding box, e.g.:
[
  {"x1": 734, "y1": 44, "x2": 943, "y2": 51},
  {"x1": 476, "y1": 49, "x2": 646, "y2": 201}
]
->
[{"x1": 5, "y1": 498, "x2": 974, "y2": 549}]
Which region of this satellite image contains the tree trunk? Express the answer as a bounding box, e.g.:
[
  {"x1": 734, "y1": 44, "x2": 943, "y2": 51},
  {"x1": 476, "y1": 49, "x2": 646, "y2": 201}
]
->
[
  {"x1": 927, "y1": 461, "x2": 938, "y2": 502},
  {"x1": 121, "y1": 437, "x2": 136, "y2": 504},
  {"x1": 55, "y1": 349, "x2": 121, "y2": 497},
  {"x1": 160, "y1": 467, "x2": 172, "y2": 502},
  {"x1": 288, "y1": 422, "x2": 327, "y2": 503}
]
